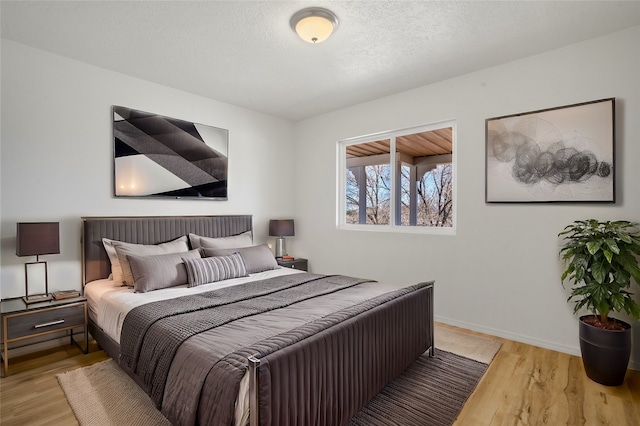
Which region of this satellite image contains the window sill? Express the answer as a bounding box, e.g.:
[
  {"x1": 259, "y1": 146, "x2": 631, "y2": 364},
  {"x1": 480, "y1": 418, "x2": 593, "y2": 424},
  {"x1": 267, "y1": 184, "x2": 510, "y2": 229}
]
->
[{"x1": 336, "y1": 223, "x2": 456, "y2": 236}]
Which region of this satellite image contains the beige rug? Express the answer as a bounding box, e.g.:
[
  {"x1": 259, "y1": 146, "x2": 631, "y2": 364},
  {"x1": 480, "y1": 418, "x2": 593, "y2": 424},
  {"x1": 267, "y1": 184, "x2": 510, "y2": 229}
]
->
[
  {"x1": 435, "y1": 325, "x2": 503, "y2": 364},
  {"x1": 58, "y1": 325, "x2": 501, "y2": 425},
  {"x1": 57, "y1": 359, "x2": 172, "y2": 426}
]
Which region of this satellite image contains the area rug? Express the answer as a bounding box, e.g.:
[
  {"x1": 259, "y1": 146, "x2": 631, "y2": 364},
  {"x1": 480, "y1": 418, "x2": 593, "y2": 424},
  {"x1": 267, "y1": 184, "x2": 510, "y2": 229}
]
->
[
  {"x1": 57, "y1": 326, "x2": 501, "y2": 426},
  {"x1": 349, "y1": 351, "x2": 487, "y2": 426}
]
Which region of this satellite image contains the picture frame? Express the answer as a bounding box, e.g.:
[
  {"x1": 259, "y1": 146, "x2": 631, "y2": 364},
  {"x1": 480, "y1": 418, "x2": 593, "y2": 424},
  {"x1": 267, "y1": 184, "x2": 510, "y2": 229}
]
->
[
  {"x1": 485, "y1": 98, "x2": 615, "y2": 203},
  {"x1": 113, "y1": 106, "x2": 228, "y2": 200}
]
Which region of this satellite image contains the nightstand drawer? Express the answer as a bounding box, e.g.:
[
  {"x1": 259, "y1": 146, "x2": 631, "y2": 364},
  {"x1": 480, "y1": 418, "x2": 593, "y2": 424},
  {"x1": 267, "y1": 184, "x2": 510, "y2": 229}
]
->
[
  {"x1": 277, "y1": 258, "x2": 308, "y2": 272},
  {"x1": 6, "y1": 304, "x2": 85, "y2": 340}
]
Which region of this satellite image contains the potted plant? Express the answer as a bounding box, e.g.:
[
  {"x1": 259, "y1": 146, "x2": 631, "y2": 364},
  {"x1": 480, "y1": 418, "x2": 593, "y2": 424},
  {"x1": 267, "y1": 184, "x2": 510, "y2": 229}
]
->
[{"x1": 559, "y1": 219, "x2": 640, "y2": 386}]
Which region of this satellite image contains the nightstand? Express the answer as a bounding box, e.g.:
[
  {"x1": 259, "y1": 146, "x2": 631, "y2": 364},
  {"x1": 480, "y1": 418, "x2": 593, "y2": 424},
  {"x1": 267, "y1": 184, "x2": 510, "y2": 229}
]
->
[
  {"x1": 277, "y1": 258, "x2": 308, "y2": 272},
  {"x1": 1, "y1": 296, "x2": 88, "y2": 377}
]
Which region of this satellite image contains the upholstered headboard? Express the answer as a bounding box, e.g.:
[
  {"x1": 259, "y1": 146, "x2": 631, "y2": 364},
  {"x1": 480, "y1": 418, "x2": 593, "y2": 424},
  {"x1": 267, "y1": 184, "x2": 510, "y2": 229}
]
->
[{"x1": 81, "y1": 215, "x2": 252, "y2": 285}]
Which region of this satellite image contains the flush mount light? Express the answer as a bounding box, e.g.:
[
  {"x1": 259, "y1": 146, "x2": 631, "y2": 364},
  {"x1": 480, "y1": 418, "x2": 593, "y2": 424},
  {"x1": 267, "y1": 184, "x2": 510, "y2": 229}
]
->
[{"x1": 290, "y1": 7, "x2": 339, "y2": 43}]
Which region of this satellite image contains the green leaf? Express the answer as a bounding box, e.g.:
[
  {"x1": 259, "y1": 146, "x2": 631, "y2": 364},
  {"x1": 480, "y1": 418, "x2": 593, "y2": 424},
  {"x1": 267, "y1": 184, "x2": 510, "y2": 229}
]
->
[
  {"x1": 629, "y1": 241, "x2": 640, "y2": 256},
  {"x1": 628, "y1": 264, "x2": 640, "y2": 287},
  {"x1": 560, "y1": 264, "x2": 574, "y2": 282},
  {"x1": 626, "y1": 301, "x2": 640, "y2": 321},
  {"x1": 617, "y1": 231, "x2": 633, "y2": 244},
  {"x1": 615, "y1": 271, "x2": 630, "y2": 285},
  {"x1": 611, "y1": 293, "x2": 625, "y2": 312},
  {"x1": 605, "y1": 238, "x2": 620, "y2": 255},
  {"x1": 592, "y1": 262, "x2": 606, "y2": 284},
  {"x1": 587, "y1": 241, "x2": 602, "y2": 255},
  {"x1": 560, "y1": 247, "x2": 574, "y2": 259}
]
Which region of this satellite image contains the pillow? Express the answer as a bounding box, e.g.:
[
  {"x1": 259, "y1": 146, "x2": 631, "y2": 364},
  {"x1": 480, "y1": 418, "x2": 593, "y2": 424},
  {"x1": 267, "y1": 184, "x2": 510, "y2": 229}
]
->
[
  {"x1": 102, "y1": 238, "x2": 124, "y2": 283},
  {"x1": 182, "y1": 253, "x2": 248, "y2": 287},
  {"x1": 189, "y1": 231, "x2": 253, "y2": 250},
  {"x1": 202, "y1": 244, "x2": 278, "y2": 274},
  {"x1": 128, "y1": 249, "x2": 202, "y2": 293},
  {"x1": 113, "y1": 236, "x2": 189, "y2": 285}
]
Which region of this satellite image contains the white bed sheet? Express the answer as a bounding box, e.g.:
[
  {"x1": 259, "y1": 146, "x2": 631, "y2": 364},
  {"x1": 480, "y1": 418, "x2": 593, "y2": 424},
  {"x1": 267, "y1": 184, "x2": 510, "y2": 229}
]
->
[
  {"x1": 84, "y1": 277, "x2": 119, "y2": 323},
  {"x1": 84, "y1": 267, "x2": 303, "y2": 344}
]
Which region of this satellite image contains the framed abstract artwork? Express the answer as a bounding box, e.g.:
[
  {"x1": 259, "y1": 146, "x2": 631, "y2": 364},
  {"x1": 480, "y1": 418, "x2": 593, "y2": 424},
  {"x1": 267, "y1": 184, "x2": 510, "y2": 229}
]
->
[
  {"x1": 113, "y1": 106, "x2": 228, "y2": 200},
  {"x1": 485, "y1": 98, "x2": 615, "y2": 203}
]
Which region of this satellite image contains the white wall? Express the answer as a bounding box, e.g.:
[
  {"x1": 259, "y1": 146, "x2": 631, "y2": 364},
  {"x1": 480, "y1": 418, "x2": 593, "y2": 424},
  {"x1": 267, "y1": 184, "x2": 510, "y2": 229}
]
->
[
  {"x1": 3, "y1": 26, "x2": 639, "y2": 369},
  {"x1": 293, "y1": 26, "x2": 640, "y2": 368},
  {"x1": 0, "y1": 40, "x2": 296, "y2": 299}
]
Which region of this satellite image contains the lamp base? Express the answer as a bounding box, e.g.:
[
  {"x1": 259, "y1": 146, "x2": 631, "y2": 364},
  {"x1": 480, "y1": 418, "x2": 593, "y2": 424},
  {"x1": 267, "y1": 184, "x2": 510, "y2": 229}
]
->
[
  {"x1": 275, "y1": 237, "x2": 287, "y2": 259},
  {"x1": 24, "y1": 260, "x2": 50, "y2": 304},
  {"x1": 23, "y1": 293, "x2": 53, "y2": 304}
]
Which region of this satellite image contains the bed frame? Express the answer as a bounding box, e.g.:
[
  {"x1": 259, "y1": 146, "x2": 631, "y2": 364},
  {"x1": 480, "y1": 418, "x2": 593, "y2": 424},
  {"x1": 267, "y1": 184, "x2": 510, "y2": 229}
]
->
[{"x1": 81, "y1": 215, "x2": 434, "y2": 426}]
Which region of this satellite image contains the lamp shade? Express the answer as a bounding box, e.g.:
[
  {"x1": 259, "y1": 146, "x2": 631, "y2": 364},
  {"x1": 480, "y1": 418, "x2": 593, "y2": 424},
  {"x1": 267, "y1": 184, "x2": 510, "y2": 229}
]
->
[
  {"x1": 16, "y1": 222, "x2": 60, "y2": 257},
  {"x1": 269, "y1": 220, "x2": 295, "y2": 237}
]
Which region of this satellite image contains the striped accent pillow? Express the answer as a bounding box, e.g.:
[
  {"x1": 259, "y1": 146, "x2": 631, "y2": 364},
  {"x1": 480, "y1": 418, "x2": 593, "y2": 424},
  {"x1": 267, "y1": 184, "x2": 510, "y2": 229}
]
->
[
  {"x1": 201, "y1": 244, "x2": 278, "y2": 274},
  {"x1": 183, "y1": 253, "x2": 248, "y2": 287}
]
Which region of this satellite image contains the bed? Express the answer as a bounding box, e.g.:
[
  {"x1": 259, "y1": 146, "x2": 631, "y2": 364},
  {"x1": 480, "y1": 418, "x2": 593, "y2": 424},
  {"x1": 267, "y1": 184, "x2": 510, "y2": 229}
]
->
[{"x1": 81, "y1": 215, "x2": 434, "y2": 426}]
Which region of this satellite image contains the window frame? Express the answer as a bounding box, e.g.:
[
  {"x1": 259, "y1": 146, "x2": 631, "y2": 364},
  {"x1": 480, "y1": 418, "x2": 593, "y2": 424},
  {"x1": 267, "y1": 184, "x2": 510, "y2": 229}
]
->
[{"x1": 337, "y1": 120, "x2": 457, "y2": 235}]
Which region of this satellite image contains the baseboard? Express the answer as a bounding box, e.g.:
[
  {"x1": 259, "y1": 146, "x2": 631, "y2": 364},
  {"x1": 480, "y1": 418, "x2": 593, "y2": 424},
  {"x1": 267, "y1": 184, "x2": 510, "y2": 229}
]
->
[{"x1": 434, "y1": 315, "x2": 639, "y2": 371}]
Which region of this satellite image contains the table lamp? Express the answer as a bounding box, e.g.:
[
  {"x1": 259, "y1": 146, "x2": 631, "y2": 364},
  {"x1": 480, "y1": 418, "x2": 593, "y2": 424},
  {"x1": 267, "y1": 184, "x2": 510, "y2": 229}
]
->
[
  {"x1": 16, "y1": 222, "x2": 60, "y2": 303},
  {"x1": 269, "y1": 219, "x2": 294, "y2": 259}
]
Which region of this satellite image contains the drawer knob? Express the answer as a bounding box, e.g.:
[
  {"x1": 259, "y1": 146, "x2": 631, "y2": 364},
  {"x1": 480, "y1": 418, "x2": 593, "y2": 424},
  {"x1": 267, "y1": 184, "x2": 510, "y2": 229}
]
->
[{"x1": 34, "y1": 319, "x2": 65, "y2": 329}]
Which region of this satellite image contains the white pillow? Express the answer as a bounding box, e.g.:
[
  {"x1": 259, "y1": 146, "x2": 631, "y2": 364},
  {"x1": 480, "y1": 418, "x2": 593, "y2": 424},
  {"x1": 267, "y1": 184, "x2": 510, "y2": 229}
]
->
[
  {"x1": 189, "y1": 231, "x2": 253, "y2": 250},
  {"x1": 112, "y1": 236, "x2": 189, "y2": 285},
  {"x1": 102, "y1": 238, "x2": 124, "y2": 283}
]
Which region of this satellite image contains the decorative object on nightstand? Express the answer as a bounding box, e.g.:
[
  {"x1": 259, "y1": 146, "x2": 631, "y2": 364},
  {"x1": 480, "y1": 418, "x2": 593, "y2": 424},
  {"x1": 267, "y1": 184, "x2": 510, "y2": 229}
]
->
[
  {"x1": 16, "y1": 222, "x2": 60, "y2": 304},
  {"x1": 277, "y1": 258, "x2": 308, "y2": 272},
  {"x1": 52, "y1": 289, "x2": 81, "y2": 300},
  {"x1": 269, "y1": 219, "x2": 294, "y2": 259}
]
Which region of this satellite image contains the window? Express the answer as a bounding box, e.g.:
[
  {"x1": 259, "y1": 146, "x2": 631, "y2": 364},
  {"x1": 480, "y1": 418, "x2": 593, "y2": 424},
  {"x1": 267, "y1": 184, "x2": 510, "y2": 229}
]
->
[{"x1": 338, "y1": 122, "x2": 455, "y2": 233}]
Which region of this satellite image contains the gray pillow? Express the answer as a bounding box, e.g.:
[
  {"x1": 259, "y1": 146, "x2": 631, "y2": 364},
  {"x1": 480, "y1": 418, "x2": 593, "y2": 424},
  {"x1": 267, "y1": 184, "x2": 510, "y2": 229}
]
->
[
  {"x1": 202, "y1": 244, "x2": 278, "y2": 274},
  {"x1": 190, "y1": 231, "x2": 253, "y2": 249},
  {"x1": 113, "y1": 236, "x2": 189, "y2": 285},
  {"x1": 183, "y1": 253, "x2": 248, "y2": 287},
  {"x1": 128, "y1": 249, "x2": 201, "y2": 293}
]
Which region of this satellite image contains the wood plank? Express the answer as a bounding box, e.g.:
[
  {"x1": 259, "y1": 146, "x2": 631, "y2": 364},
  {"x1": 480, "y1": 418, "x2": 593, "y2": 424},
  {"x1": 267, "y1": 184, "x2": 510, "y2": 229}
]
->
[
  {"x1": 1, "y1": 328, "x2": 638, "y2": 425},
  {"x1": 447, "y1": 323, "x2": 640, "y2": 425},
  {"x1": 0, "y1": 342, "x2": 107, "y2": 426}
]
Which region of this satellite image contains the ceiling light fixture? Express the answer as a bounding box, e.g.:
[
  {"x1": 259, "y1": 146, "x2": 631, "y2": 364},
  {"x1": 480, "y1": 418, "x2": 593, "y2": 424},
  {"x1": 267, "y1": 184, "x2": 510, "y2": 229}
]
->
[{"x1": 290, "y1": 7, "x2": 339, "y2": 44}]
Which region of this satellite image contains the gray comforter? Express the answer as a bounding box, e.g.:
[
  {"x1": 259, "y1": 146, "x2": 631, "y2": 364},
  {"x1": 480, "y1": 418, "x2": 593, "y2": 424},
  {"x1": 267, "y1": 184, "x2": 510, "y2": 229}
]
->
[{"x1": 119, "y1": 273, "x2": 407, "y2": 425}]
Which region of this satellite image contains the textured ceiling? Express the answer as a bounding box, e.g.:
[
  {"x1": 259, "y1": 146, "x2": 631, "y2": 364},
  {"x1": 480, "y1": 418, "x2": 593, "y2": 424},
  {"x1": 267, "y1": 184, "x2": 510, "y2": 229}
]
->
[{"x1": 2, "y1": 1, "x2": 640, "y2": 122}]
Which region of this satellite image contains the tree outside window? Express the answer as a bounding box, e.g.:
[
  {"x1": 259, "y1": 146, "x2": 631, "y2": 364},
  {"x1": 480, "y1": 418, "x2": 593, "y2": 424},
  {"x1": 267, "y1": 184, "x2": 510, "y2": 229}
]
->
[{"x1": 341, "y1": 124, "x2": 454, "y2": 230}]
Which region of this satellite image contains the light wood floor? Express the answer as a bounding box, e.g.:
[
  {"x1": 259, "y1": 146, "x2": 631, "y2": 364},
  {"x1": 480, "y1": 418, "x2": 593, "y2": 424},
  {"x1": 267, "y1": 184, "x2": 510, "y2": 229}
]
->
[{"x1": 1, "y1": 325, "x2": 638, "y2": 425}]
